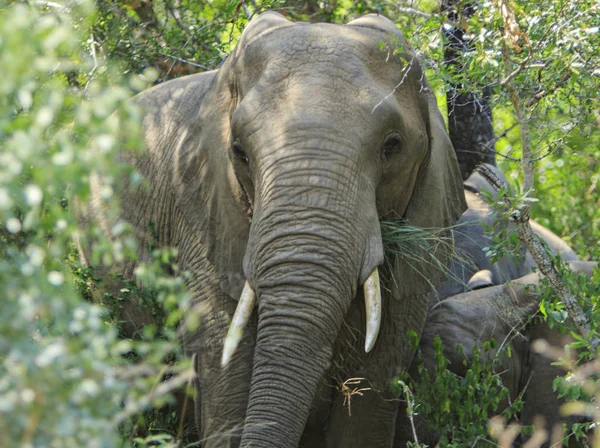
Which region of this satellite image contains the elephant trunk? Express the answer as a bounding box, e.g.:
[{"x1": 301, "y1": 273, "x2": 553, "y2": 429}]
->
[
  {"x1": 241, "y1": 287, "x2": 344, "y2": 447},
  {"x1": 238, "y1": 192, "x2": 380, "y2": 446}
]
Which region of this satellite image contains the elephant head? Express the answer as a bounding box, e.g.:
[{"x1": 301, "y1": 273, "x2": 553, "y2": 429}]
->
[{"x1": 130, "y1": 12, "x2": 466, "y2": 447}]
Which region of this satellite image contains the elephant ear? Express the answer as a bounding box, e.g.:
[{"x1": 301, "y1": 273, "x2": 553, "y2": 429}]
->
[
  {"x1": 347, "y1": 13, "x2": 407, "y2": 39},
  {"x1": 405, "y1": 92, "x2": 466, "y2": 229},
  {"x1": 234, "y1": 11, "x2": 292, "y2": 48},
  {"x1": 396, "y1": 90, "x2": 467, "y2": 295},
  {"x1": 348, "y1": 14, "x2": 466, "y2": 230},
  {"x1": 172, "y1": 12, "x2": 292, "y2": 301}
]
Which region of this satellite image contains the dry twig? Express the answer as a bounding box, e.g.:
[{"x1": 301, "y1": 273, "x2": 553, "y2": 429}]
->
[{"x1": 340, "y1": 378, "x2": 371, "y2": 417}]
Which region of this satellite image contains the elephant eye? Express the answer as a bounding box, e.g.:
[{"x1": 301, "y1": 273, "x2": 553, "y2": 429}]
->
[
  {"x1": 232, "y1": 140, "x2": 249, "y2": 164},
  {"x1": 381, "y1": 133, "x2": 402, "y2": 161}
]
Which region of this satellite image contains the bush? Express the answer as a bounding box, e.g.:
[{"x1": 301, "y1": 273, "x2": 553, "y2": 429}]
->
[{"x1": 0, "y1": 3, "x2": 192, "y2": 446}]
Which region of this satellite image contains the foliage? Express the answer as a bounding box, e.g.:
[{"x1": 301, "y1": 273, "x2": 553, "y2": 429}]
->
[
  {"x1": 531, "y1": 130, "x2": 600, "y2": 261},
  {"x1": 1, "y1": 0, "x2": 598, "y2": 445},
  {"x1": 0, "y1": 2, "x2": 194, "y2": 446},
  {"x1": 537, "y1": 257, "x2": 600, "y2": 356},
  {"x1": 394, "y1": 337, "x2": 517, "y2": 447}
]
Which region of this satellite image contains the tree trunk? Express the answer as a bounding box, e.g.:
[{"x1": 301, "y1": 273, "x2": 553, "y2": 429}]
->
[{"x1": 443, "y1": 1, "x2": 496, "y2": 180}]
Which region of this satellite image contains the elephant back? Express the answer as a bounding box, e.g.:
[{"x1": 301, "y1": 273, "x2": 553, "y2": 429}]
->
[{"x1": 433, "y1": 166, "x2": 578, "y2": 306}]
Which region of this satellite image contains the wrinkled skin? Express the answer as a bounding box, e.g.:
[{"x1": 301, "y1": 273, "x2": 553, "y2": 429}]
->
[
  {"x1": 435, "y1": 165, "x2": 578, "y2": 305},
  {"x1": 394, "y1": 167, "x2": 589, "y2": 447},
  {"x1": 395, "y1": 263, "x2": 596, "y2": 447},
  {"x1": 82, "y1": 12, "x2": 467, "y2": 448}
]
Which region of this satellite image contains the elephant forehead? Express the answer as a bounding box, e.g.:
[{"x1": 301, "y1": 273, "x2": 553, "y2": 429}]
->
[
  {"x1": 236, "y1": 23, "x2": 406, "y2": 87},
  {"x1": 234, "y1": 28, "x2": 423, "y2": 125},
  {"x1": 245, "y1": 72, "x2": 388, "y2": 118},
  {"x1": 232, "y1": 80, "x2": 402, "y2": 153},
  {"x1": 246, "y1": 21, "x2": 383, "y2": 55}
]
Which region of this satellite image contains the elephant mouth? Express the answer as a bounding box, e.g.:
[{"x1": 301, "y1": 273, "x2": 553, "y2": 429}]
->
[{"x1": 220, "y1": 266, "x2": 382, "y2": 367}]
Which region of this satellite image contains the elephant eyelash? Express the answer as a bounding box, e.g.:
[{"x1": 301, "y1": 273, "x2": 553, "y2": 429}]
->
[{"x1": 232, "y1": 141, "x2": 249, "y2": 164}]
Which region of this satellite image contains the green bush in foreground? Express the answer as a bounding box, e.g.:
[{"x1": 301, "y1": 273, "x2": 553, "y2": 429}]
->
[{"x1": 0, "y1": 3, "x2": 192, "y2": 446}]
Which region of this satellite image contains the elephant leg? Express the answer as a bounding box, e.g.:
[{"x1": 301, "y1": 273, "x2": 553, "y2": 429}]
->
[{"x1": 183, "y1": 280, "x2": 256, "y2": 448}]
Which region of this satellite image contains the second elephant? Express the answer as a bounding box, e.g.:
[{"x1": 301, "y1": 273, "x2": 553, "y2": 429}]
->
[
  {"x1": 396, "y1": 262, "x2": 596, "y2": 447},
  {"x1": 394, "y1": 166, "x2": 591, "y2": 447}
]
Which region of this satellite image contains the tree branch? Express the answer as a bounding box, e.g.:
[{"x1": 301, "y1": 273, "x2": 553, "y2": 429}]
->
[
  {"x1": 480, "y1": 2, "x2": 598, "y2": 349},
  {"x1": 502, "y1": 43, "x2": 533, "y2": 191},
  {"x1": 499, "y1": 54, "x2": 533, "y2": 87},
  {"x1": 477, "y1": 164, "x2": 599, "y2": 352},
  {"x1": 158, "y1": 52, "x2": 212, "y2": 71},
  {"x1": 525, "y1": 72, "x2": 572, "y2": 107}
]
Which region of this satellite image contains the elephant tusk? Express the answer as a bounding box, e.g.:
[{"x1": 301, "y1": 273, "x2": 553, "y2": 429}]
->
[
  {"x1": 363, "y1": 267, "x2": 381, "y2": 353},
  {"x1": 221, "y1": 281, "x2": 256, "y2": 368}
]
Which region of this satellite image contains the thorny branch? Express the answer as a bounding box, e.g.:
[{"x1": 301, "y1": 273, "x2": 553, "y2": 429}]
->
[
  {"x1": 459, "y1": 145, "x2": 519, "y2": 162},
  {"x1": 499, "y1": 52, "x2": 533, "y2": 87},
  {"x1": 494, "y1": 1, "x2": 598, "y2": 352},
  {"x1": 158, "y1": 52, "x2": 212, "y2": 71},
  {"x1": 475, "y1": 122, "x2": 521, "y2": 161},
  {"x1": 162, "y1": 4, "x2": 224, "y2": 62},
  {"x1": 525, "y1": 72, "x2": 572, "y2": 107},
  {"x1": 165, "y1": 34, "x2": 194, "y2": 78}
]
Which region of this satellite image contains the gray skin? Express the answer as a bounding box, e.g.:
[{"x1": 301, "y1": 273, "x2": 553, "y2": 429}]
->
[
  {"x1": 394, "y1": 262, "x2": 597, "y2": 447},
  {"x1": 435, "y1": 164, "x2": 578, "y2": 305},
  {"x1": 393, "y1": 166, "x2": 585, "y2": 447},
  {"x1": 82, "y1": 12, "x2": 467, "y2": 448}
]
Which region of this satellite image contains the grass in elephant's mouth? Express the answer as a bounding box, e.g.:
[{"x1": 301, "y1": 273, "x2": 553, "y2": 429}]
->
[{"x1": 379, "y1": 220, "x2": 475, "y2": 290}]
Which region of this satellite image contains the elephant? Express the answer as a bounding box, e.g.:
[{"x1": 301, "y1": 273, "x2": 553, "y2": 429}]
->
[
  {"x1": 78, "y1": 9, "x2": 593, "y2": 445},
  {"x1": 393, "y1": 166, "x2": 592, "y2": 447},
  {"x1": 394, "y1": 261, "x2": 597, "y2": 447},
  {"x1": 435, "y1": 164, "x2": 578, "y2": 305},
  {"x1": 80, "y1": 12, "x2": 468, "y2": 448}
]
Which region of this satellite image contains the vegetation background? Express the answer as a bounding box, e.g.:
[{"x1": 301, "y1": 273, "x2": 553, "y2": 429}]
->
[{"x1": 0, "y1": 0, "x2": 598, "y2": 446}]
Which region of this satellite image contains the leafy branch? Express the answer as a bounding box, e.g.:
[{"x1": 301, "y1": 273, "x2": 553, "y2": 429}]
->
[{"x1": 482, "y1": 0, "x2": 600, "y2": 353}]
